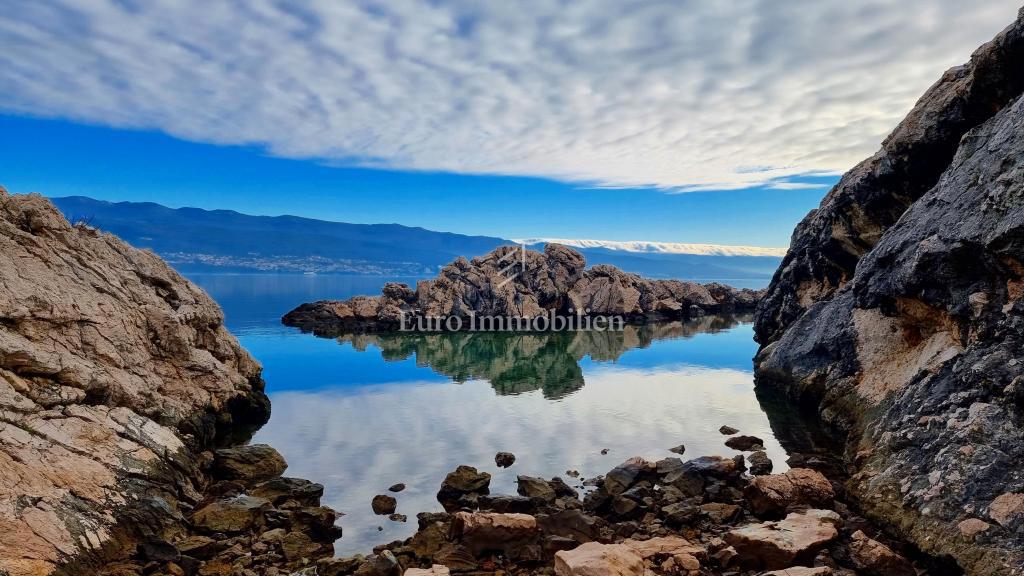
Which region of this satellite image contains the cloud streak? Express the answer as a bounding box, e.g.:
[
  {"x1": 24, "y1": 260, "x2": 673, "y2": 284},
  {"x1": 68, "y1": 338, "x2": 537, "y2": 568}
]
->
[{"x1": 1, "y1": 1, "x2": 1020, "y2": 189}]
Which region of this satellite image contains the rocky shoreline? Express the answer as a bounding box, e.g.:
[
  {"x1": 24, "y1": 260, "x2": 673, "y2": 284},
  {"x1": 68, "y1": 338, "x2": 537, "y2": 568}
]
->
[
  {"x1": 753, "y1": 9, "x2": 1024, "y2": 574},
  {"x1": 308, "y1": 434, "x2": 933, "y2": 576},
  {"x1": 0, "y1": 190, "x2": 339, "y2": 576},
  {"x1": 282, "y1": 244, "x2": 762, "y2": 335}
]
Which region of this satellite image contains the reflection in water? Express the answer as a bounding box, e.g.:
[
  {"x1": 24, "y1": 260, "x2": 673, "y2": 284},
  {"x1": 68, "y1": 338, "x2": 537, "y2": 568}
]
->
[
  {"x1": 251, "y1": 313, "x2": 786, "y2": 555},
  {"x1": 336, "y1": 315, "x2": 751, "y2": 399}
]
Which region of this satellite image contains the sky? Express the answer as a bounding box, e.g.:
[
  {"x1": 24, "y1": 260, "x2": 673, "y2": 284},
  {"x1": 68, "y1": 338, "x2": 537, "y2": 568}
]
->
[{"x1": 1, "y1": 0, "x2": 1021, "y2": 246}]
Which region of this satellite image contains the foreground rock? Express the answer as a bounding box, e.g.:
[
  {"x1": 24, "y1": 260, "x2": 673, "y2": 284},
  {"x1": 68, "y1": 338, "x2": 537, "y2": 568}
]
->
[
  {"x1": 0, "y1": 191, "x2": 301, "y2": 575},
  {"x1": 282, "y1": 244, "x2": 762, "y2": 333},
  {"x1": 754, "y1": 10, "x2": 1024, "y2": 574},
  {"x1": 339, "y1": 456, "x2": 919, "y2": 576}
]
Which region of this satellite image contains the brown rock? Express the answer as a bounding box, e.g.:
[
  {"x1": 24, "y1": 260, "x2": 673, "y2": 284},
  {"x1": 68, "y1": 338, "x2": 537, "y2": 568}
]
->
[
  {"x1": 517, "y1": 475, "x2": 557, "y2": 503},
  {"x1": 847, "y1": 530, "x2": 915, "y2": 576},
  {"x1": 436, "y1": 465, "x2": 490, "y2": 511},
  {"x1": 554, "y1": 542, "x2": 644, "y2": 576},
  {"x1": 724, "y1": 509, "x2": 840, "y2": 570},
  {"x1": 192, "y1": 495, "x2": 271, "y2": 533},
  {"x1": 495, "y1": 451, "x2": 516, "y2": 468},
  {"x1": 748, "y1": 451, "x2": 773, "y2": 476},
  {"x1": 744, "y1": 468, "x2": 834, "y2": 517},
  {"x1": 724, "y1": 435, "x2": 765, "y2": 451},
  {"x1": 450, "y1": 512, "x2": 538, "y2": 555},
  {"x1": 989, "y1": 492, "x2": 1024, "y2": 527},
  {"x1": 719, "y1": 425, "x2": 740, "y2": 435},
  {"x1": 212, "y1": 444, "x2": 287, "y2": 484},
  {"x1": 957, "y1": 518, "x2": 991, "y2": 541},
  {"x1": 0, "y1": 191, "x2": 267, "y2": 575},
  {"x1": 372, "y1": 494, "x2": 398, "y2": 515}
]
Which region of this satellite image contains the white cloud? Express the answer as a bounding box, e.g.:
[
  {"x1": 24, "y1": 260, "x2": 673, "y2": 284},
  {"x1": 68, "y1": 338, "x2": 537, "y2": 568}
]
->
[
  {"x1": 516, "y1": 238, "x2": 787, "y2": 257},
  {"x1": 1, "y1": 0, "x2": 1019, "y2": 189}
]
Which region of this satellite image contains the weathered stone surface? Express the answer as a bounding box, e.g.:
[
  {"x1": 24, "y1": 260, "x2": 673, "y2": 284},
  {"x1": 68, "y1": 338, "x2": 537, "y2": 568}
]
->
[
  {"x1": 748, "y1": 451, "x2": 773, "y2": 476},
  {"x1": 725, "y1": 435, "x2": 765, "y2": 451},
  {"x1": 725, "y1": 509, "x2": 840, "y2": 570},
  {"x1": 517, "y1": 475, "x2": 558, "y2": 503},
  {"x1": 283, "y1": 244, "x2": 762, "y2": 333},
  {"x1": 753, "y1": 11, "x2": 1024, "y2": 574},
  {"x1": 192, "y1": 495, "x2": 271, "y2": 533},
  {"x1": 847, "y1": 530, "x2": 915, "y2": 576},
  {"x1": 554, "y1": 541, "x2": 644, "y2": 576},
  {"x1": 0, "y1": 191, "x2": 268, "y2": 576},
  {"x1": 449, "y1": 512, "x2": 537, "y2": 555},
  {"x1": 745, "y1": 469, "x2": 835, "y2": 517},
  {"x1": 211, "y1": 444, "x2": 287, "y2": 484},
  {"x1": 251, "y1": 476, "x2": 325, "y2": 506},
  {"x1": 436, "y1": 465, "x2": 490, "y2": 511},
  {"x1": 989, "y1": 492, "x2": 1024, "y2": 528},
  {"x1": 495, "y1": 451, "x2": 516, "y2": 468},
  {"x1": 372, "y1": 494, "x2": 398, "y2": 515}
]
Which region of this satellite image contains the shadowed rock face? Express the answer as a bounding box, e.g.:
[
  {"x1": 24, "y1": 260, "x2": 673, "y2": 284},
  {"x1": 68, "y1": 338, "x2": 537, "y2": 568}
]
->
[
  {"x1": 282, "y1": 244, "x2": 762, "y2": 334},
  {"x1": 754, "y1": 11, "x2": 1024, "y2": 575},
  {"x1": 0, "y1": 191, "x2": 269, "y2": 575}
]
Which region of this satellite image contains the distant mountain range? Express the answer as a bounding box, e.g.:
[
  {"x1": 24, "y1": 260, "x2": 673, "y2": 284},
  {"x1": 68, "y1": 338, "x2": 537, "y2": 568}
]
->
[{"x1": 50, "y1": 196, "x2": 782, "y2": 282}]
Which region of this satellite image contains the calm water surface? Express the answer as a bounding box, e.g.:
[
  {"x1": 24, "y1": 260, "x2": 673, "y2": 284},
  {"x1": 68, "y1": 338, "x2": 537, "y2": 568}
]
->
[{"x1": 188, "y1": 273, "x2": 785, "y2": 555}]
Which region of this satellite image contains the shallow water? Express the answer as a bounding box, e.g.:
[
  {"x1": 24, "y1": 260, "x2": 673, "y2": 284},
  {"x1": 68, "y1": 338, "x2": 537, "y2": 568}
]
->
[{"x1": 189, "y1": 273, "x2": 787, "y2": 555}]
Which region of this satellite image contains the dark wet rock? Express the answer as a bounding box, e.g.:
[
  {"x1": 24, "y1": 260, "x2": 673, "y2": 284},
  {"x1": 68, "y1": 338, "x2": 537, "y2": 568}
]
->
[
  {"x1": 719, "y1": 425, "x2": 739, "y2": 435},
  {"x1": 600, "y1": 448, "x2": 610, "y2": 455},
  {"x1": 683, "y1": 455, "x2": 745, "y2": 480},
  {"x1": 668, "y1": 444, "x2": 686, "y2": 455},
  {"x1": 748, "y1": 451, "x2": 773, "y2": 476},
  {"x1": 192, "y1": 495, "x2": 271, "y2": 533},
  {"x1": 495, "y1": 451, "x2": 516, "y2": 468},
  {"x1": 250, "y1": 476, "x2": 324, "y2": 506},
  {"x1": 211, "y1": 444, "x2": 288, "y2": 485},
  {"x1": 537, "y1": 509, "x2": 603, "y2": 543},
  {"x1": 549, "y1": 476, "x2": 580, "y2": 499},
  {"x1": 603, "y1": 457, "x2": 653, "y2": 495},
  {"x1": 517, "y1": 475, "x2": 557, "y2": 503},
  {"x1": 388, "y1": 483, "x2": 406, "y2": 493},
  {"x1": 478, "y1": 494, "x2": 536, "y2": 514},
  {"x1": 372, "y1": 494, "x2": 398, "y2": 515},
  {"x1": 436, "y1": 465, "x2": 491, "y2": 512},
  {"x1": 753, "y1": 10, "x2": 1024, "y2": 573},
  {"x1": 388, "y1": 513, "x2": 407, "y2": 523},
  {"x1": 352, "y1": 551, "x2": 400, "y2": 576},
  {"x1": 136, "y1": 540, "x2": 180, "y2": 564},
  {"x1": 724, "y1": 435, "x2": 765, "y2": 451}
]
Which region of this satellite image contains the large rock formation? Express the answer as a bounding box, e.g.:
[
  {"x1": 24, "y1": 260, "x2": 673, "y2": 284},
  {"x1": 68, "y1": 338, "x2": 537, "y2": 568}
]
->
[
  {"x1": 283, "y1": 244, "x2": 762, "y2": 334},
  {"x1": 755, "y1": 11, "x2": 1024, "y2": 575},
  {"x1": 0, "y1": 190, "x2": 286, "y2": 574}
]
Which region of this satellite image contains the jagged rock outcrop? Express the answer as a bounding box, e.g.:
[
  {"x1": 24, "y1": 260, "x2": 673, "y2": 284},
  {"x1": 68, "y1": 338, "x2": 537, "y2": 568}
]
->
[
  {"x1": 0, "y1": 191, "x2": 331, "y2": 574},
  {"x1": 755, "y1": 11, "x2": 1024, "y2": 575},
  {"x1": 283, "y1": 244, "x2": 762, "y2": 334}
]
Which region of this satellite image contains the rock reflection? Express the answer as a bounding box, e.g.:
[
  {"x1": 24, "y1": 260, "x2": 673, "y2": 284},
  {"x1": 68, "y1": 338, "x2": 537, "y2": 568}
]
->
[{"x1": 333, "y1": 314, "x2": 751, "y2": 399}]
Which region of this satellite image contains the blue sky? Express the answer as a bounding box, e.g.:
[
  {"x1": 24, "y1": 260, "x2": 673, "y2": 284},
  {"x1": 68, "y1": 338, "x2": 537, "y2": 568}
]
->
[
  {"x1": 2, "y1": 114, "x2": 829, "y2": 246},
  {"x1": 2, "y1": 1, "x2": 1018, "y2": 247}
]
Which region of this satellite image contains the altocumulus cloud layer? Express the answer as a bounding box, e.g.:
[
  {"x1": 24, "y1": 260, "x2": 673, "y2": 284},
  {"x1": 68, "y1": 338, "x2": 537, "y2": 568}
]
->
[{"x1": 1, "y1": 0, "x2": 1020, "y2": 189}]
